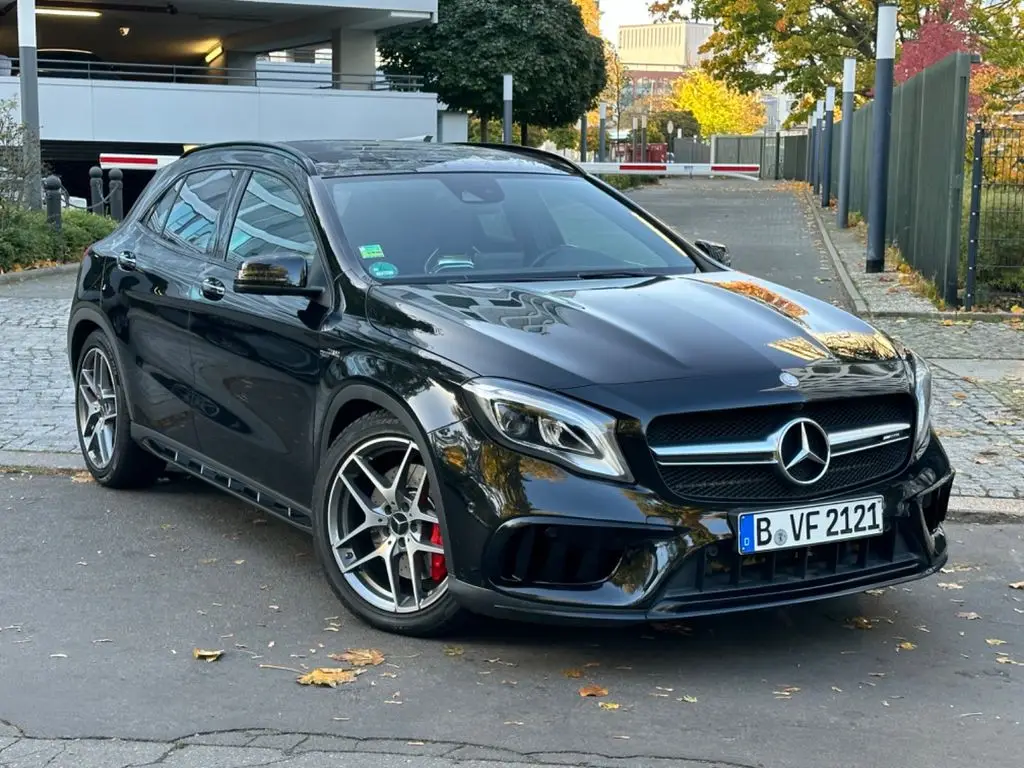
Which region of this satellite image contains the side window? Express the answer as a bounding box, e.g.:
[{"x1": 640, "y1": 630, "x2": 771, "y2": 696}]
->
[
  {"x1": 163, "y1": 169, "x2": 237, "y2": 253},
  {"x1": 143, "y1": 181, "x2": 180, "y2": 235},
  {"x1": 227, "y1": 172, "x2": 317, "y2": 264}
]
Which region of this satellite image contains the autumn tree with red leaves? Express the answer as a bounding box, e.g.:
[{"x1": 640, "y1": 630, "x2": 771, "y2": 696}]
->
[{"x1": 894, "y1": 0, "x2": 977, "y2": 83}]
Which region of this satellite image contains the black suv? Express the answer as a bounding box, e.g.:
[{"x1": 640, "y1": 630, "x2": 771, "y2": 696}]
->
[{"x1": 67, "y1": 140, "x2": 952, "y2": 636}]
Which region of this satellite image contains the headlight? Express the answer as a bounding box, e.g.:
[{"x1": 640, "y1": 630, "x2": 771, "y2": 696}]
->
[
  {"x1": 462, "y1": 378, "x2": 633, "y2": 482},
  {"x1": 909, "y1": 350, "x2": 932, "y2": 459}
]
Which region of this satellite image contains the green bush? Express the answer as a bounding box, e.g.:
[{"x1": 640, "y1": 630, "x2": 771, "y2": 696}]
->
[
  {"x1": 598, "y1": 174, "x2": 660, "y2": 191},
  {"x1": 958, "y1": 187, "x2": 1024, "y2": 299},
  {"x1": 0, "y1": 205, "x2": 118, "y2": 273}
]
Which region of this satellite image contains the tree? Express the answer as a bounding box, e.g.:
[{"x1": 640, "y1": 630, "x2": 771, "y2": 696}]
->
[
  {"x1": 895, "y1": 0, "x2": 976, "y2": 83},
  {"x1": 600, "y1": 44, "x2": 631, "y2": 135},
  {"x1": 671, "y1": 70, "x2": 765, "y2": 136},
  {"x1": 572, "y1": 0, "x2": 601, "y2": 37},
  {"x1": 379, "y1": 0, "x2": 606, "y2": 140}
]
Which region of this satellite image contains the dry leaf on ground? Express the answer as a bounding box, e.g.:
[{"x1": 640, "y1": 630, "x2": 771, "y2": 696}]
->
[
  {"x1": 193, "y1": 648, "x2": 224, "y2": 662},
  {"x1": 996, "y1": 657, "x2": 1022, "y2": 666},
  {"x1": 898, "y1": 641, "x2": 917, "y2": 651},
  {"x1": 679, "y1": 694, "x2": 698, "y2": 703},
  {"x1": 986, "y1": 639, "x2": 1007, "y2": 646},
  {"x1": 1011, "y1": 305, "x2": 1023, "y2": 314},
  {"x1": 1010, "y1": 581, "x2": 1024, "y2": 590},
  {"x1": 957, "y1": 612, "x2": 982, "y2": 620},
  {"x1": 937, "y1": 583, "x2": 964, "y2": 590},
  {"x1": 952, "y1": 392, "x2": 968, "y2": 400},
  {"x1": 579, "y1": 684, "x2": 609, "y2": 698},
  {"x1": 296, "y1": 667, "x2": 361, "y2": 687},
  {"x1": 329, "y1": 649, "x2": 385, "y2": 667},
  {"x1": 598, "y1": 702, "x2": 620, "y2": 710},
  {"x1": 563, "y1": 668, "x2": 584, "y2": 679},
  {"x1": 845, "y1": 616, "x2": 874, "y2": 630},
  {"x1": 71, "y1": 471, "x2": 93, "y2": 483},
  {"x1": 443, "y1": 645, "x2": 464, "y2": 657}
]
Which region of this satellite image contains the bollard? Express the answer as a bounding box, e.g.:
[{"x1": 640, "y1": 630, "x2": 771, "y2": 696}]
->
[
  {"x1": 89, "y1": 165, "x2": 104, "y2": 215},
  {"x1": 109, "y1": 167, "x2": 124, "y2": 221},
  {"x1": 43, "y1": 174, "x2": 62, "y2": 232},
  {"x1": 964, "y1": 123, "x2": 984, "y2": 311}
]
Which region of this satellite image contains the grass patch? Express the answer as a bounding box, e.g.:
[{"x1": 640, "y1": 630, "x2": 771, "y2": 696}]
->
[
  {"x1": 886, "y1": 244, "x2": 947, "y2": 309},
  {"x1": 0, "y1": 206, "x2": 117, "y2": 274}
]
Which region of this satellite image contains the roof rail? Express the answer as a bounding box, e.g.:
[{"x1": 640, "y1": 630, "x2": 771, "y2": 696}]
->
[
  {"x1": 180, "y1": 141, "x2": 317, "y2": 174},
  {"x1": 457, "y1": 143, "x2": 585, "y2": 175}
]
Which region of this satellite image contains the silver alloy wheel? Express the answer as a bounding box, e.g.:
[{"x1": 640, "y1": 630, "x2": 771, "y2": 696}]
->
[
  {"x1": 76, "y1": 347, "x2": 118, "y2": 469},
  {"x1": 327, "y1": 435, "x2": 449, "y2": 614}
]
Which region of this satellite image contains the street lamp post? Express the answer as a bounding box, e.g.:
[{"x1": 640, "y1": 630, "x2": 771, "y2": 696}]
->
[
  {"x1": 814, "y1": 99, "x2": 824, "y2": 197},
  {"x1": 666, "y1": 119, "x2": 674, "y2": 161},
  {"x1": 837, "y1": 57, "x2": 857, "y2": 228},
  {"x1": 502, "y1": 74, "x2": 513, "y2": 144},
  {"x1": 598, "y1": 102, "x2": 607, "y2": 162},
  {"x1": 866, "y1": 2, "x2": 897, "y2": 273},
  {"x1": 821, "y1": 86, "x2": 836, "y2": 208},
  {"x1": 640, "y1": 113, "x2": 648, "y2": 162},
  {"x1": 631, "y1": 116, "x2": 638, "y2": 162},
  {"x1": 17, "y1": 0, "x2": 41, "y2": 209}
]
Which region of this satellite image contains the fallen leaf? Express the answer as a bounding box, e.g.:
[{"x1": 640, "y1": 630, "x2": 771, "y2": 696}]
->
[
  {"x1": 297, "y1": 667, "x2": 361, "y2": 687},
  {"x1": 579, "y1": 684, "x2": 609, "y2": 698},
  {"x1": 864, "y1": 589, "x2": 887, "y2": 597},
  {"x1": 986, "y1": 639, "x2": 1007, "y2": 646},
  {"x1": 268, "y1": 641, "x2": 275, "y2": 648},
  {"x1": 563, "y1": 668, "x2": 584, "y2": 679},
  {"x1": 845, "y1": 616, "x2": 874, "y2": 630},
  {"x1": 443, "y1": 645, "x2": 464, "y2": 657},
  {"x1": 957, "y1": 612, "x2": 982, "y2": 620},
  {"x1": 1010, "y1": 582, "x2": 1024, "y2": 590},
  {"x1": 953, "y1": 392, "x2": 968, "y2": 400},
  {"x1": 49, "y1": 653, "x2": 68, "y2": 659},
  {"x1": 996, "y1": 657, "x2": 1022, "y2": 665},
  {"x1": 937, "y1": 583, "x2": 964, "y2": 590},
  {"x1": 71, "y1": 471, "x2": 93, "y2": 483},
  {"x1": 679, "y1": 694, "x2": 698, "y2": 703},
  {"x1": 598, "y1": 702, "x2": 621, "y2": 710},
  {"x1": 583, "y1": 662, "x2": 601, "y2": 668},
  {"x1": 233, "y1": 559, "x2": 246, "y2": 565},
  {"x1": 193, "y1": 648, "x2": 224, "y2": 662},
  {"x1": 898, "y1": 641, "x2": 917, "y2": 651},
  {"x1": 773, "y1": 686, "x2": 800, "y2": 697},
  {"x1": 329, "y1": 649, "x2": 385, "y2": 667},
  {"x1": 504, "y1": 721, "x2": 524, "y2": 726},
  {"x1": 1010, "y1": 304, "x2": 1023, "y2": 314},
  {"x1": 199, "y1": 558, "x2": 218, "y2": 565},
  {"x1": 613, "y1": 735, "x2": 630, "y2": 740}
]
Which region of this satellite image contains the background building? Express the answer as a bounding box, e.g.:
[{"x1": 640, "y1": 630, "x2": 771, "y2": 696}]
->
[{"x1": 615, "y1": 21, "x2": 713, "y2": 108}]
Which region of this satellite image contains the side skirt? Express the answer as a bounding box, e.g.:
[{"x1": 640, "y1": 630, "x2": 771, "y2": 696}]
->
[{"x1": 131, "y1": 425, "x2": 313, "y2": 531}]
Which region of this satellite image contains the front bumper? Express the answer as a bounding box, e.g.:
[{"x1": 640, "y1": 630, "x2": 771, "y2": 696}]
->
[{"x1": 430, "y1": 419, "x2": 953, "y2": 626}]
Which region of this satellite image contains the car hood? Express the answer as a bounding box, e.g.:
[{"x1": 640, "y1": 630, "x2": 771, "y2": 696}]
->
[{"x1": 365, "y1": 272, "x2": 905, "y2": 392}]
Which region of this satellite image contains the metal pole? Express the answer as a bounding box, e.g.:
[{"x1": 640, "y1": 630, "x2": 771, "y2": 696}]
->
[
  {"x1": 640, "y1": 114, "x2": 648, "y2": 162},
  {"x1": 965, "y1": 122, "x2": 984, "y2": 311},
  {"x1": 631, "y1": 116, "x2": 638, "y2": 161},
  {"x1": 502, "y1": 74, "x2": 513, "y2": 144},
  {"x1": 867, "y1": 3, "x2": 897, "y2": 273},
  {"x1": 805, "y1": 117, "x2": 813, "y2": 183},
  {"x1": 774, "y1": 131, "x2": 781, "y2": 180},
  {"x1": 837, "y1": 57, "x2": 857, "y2": 227},
  {"x1": 809, "y1": 124, "x2": 817, "y2": 188},
  {"x1": 814, "y1": 100, "x2": 824, "y2": 196},
  {"x1": 821, "y1": 86, "x2": 836, "y2": 207},
  {"x1": 17, "y1": 0, "x2": 41, "y2": 210},
  {"x1": 598, "y1": 102, "x2": 606, "y2": 162},
  {"x1": 580, "y1": 113, "x2": 588, "y2": 161}
]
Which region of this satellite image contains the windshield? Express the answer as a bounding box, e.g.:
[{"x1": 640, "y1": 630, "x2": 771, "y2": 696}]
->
[{"x1": 324, "y1": 172, "x2": 700, "y2": 282}]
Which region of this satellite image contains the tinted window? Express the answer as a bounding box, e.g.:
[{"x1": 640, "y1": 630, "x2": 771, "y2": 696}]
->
[
  {"x1": 227, "y1": 172, "x2": 317, "y2": 264},
  {"x1": 163, "y1": 169, "x2": 237, "y2": 253},
  {"x1": 143, "y1": 181, "x2": 180, "y2": 234},
  {"x1": 326, "y1": 173, "x2": 698, "y2": 282}
]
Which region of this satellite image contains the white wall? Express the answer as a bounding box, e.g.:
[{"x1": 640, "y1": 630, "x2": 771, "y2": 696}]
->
[{"x1": 0, "y1": 77, "x2": 438, "y2": 144}]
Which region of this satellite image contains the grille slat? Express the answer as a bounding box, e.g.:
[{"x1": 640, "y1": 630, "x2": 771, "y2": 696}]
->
[{"x1": 648, "y1": 395, "x2": 914, "y2": 503}]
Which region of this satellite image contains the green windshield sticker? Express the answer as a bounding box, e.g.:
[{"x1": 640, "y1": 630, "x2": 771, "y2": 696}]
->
[
  {"x1": 369, "y1": 261, "x2": 399, "y2": 279},
  {"x1": 359, "y1": 244, "x2": 385, "y2": 259}
]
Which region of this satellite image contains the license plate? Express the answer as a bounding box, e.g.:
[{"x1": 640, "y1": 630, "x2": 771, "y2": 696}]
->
[{"x1": 737, "y1": 496, "x2": 884, "y2": 555}]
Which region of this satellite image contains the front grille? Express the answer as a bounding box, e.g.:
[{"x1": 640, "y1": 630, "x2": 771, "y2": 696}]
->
[
  {"x1": 647, "y1": 395, "x2": 914, "y2": 503},
  {"x1": 493, "y1": 524, "x2": 629, "y2": 587},
  {"x1": 647, "y1": 394, "x2": 913, "y2": 447}
]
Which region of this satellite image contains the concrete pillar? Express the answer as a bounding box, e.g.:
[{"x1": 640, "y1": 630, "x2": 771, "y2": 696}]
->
[
  {"x1": 331, "y1": 28, "x2": 377, "y2": 90},
  {"x1": 224, "y1": 51, "x2": 257, "y2": 86}
]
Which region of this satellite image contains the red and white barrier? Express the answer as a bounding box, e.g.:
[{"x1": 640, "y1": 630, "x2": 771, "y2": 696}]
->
[
  {"x1": 99, "y1": 153, "x2": 180, "y2": 171},
  {"x1": 579, "y1": 162, "x2": 760, "y2": 180}
]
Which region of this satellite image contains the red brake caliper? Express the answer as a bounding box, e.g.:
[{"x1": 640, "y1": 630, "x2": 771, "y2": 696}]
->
[{"x1": 430, "y1": 524, "x2": 447, "y2": 581}]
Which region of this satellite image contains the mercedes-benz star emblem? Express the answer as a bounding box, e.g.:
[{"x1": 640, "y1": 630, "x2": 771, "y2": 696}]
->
[
  {"x1": 779, "y1": 372, "x2": 800, "y2": 388},
  {"x1": 775, "y1": 418, "x2": 831, "y2": 485}
]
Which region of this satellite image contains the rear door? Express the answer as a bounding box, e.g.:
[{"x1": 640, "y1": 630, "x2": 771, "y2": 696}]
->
[{"x1": 189, "y1": 168, "x2": 330, "y2": 508}]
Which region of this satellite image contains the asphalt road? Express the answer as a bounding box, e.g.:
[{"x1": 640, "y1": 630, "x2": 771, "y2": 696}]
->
[{"x1": 1, "y1": 472, "x2": 1022, "y2": 768}]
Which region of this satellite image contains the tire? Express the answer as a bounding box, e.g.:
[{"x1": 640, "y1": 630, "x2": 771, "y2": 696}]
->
[
  {"x1": 74, "y1": 330, "x2": 165, "y2": 489},
  {"x1": 312, "y1": 410, "x2": 466, "y2": 637}
]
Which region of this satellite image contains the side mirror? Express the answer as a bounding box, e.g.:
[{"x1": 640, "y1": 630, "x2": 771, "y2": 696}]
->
[
  {"x1": 694, "y1": 239, "x2": 732, "y2": 267},
  {"x1": 234, "y1": 254, "x2": 322, "y2": 298}
]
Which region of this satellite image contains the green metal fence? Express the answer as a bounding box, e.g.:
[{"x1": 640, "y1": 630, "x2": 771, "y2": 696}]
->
[{"x1": 827, "y1": 52, "x2": 971, "y2": 306}]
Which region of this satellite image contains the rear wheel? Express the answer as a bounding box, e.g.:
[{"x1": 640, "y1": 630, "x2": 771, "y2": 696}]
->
[
  {"x1": 74, "y1": 330, "x2": 165, "y2": 488},
  {"x1": 312, "y1": 411, "x2": 465, "y2": 636}
]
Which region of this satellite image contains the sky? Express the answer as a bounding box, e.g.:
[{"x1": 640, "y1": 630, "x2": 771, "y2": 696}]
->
[{"x1": 598, "y1": 0, "x2": 658, "y2": 43}]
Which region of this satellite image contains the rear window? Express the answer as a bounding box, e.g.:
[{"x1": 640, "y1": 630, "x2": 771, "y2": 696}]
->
[{"x1": 324, "y1": 173, "x2": 698, "y2": 282}]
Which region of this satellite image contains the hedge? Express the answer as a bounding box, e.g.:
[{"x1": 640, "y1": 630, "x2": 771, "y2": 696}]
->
[
  {"x1": 958, "y1": 187, "x2": 1024, "y2": 299},
  {"x1": 0, "y1": 206, "x2": 118, "y2": 273},
  {"x1": 598, "y1": 174, "x2": 660, "y2": 191}
]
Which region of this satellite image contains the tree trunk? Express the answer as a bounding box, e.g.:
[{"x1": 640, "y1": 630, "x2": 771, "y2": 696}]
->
[
  {"x1": 520, "y1": 122, "x2": 529, "y2": 146},
  {"x1": 480, "y1": 115, "x2": 489, "y2": 143}
]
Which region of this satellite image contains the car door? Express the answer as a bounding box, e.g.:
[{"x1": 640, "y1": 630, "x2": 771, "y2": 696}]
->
[
  {"x1": 104, "y1": 174, "x2": 209, "y2": 450},
  {"x1": 188, "y1": 168, "x2": 329, "y2": 508}
]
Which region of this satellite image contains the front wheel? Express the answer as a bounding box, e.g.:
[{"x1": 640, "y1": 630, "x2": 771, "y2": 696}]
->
[{"x1": 312, "y1": 411, "x2": 466, "y2": 636}]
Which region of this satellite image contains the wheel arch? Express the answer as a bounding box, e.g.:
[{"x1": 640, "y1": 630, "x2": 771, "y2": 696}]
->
[{"x1": 67, "y1": 305, "x2": 138, "y2": 420}]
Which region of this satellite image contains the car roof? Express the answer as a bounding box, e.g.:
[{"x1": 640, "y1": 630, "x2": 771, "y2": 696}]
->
[{"x1": 181, "y1": 140, "x2": 581, "y2": 178}]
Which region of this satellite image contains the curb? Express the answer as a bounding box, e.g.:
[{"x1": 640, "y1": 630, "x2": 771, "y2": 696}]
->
[
  {"x1": 946, "y1": 495, "x2": 1024, "y2": 524},
  {"x1": 0, "y1": 263, "x2": 79, "y2": 285},
  {"x1": 802, "y1": 189, "x2": 1021, "y2": 321},
  {"x1": 0, "y1": 450, "x2": 85, "y2": 472}
]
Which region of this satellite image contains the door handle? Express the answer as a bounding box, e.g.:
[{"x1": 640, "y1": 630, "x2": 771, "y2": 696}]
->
[
  {"x1": 116, "y1": 251, "x2": 137, "y2": 271},
  {"x1": 201, "y1": 277, "x2": 225, "y2": 300}
]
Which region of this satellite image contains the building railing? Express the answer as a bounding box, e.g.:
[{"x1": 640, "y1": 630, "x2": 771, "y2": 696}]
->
[{"x1": 0, "y1": 57, "x2": 424, "y2": 92}]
